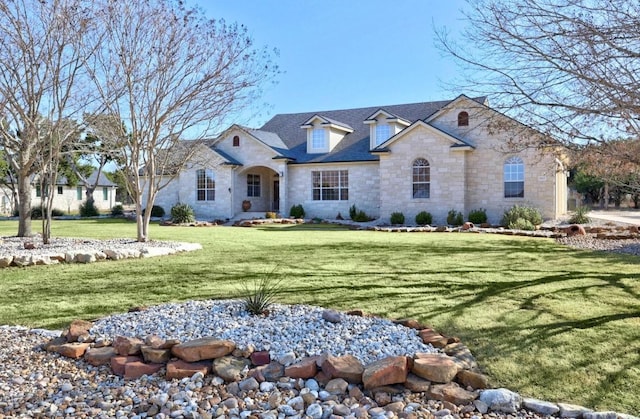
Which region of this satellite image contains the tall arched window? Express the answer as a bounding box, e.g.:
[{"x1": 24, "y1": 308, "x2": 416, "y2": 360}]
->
[
  {"x1": 504, "y1": 156, "x2": 524, "y2": 198},
  {"x1": 457, "y1": 111, "x2": 469, "y2": 127},
  {"x1": 412, "y1": 158, "x2": 430, "y2": 199}
]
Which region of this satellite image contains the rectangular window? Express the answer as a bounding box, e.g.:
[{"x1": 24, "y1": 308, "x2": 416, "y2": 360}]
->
[
  {"x1": 247, "y1": 174, "x2": 261, "y2": 197},
  {"x1": 77, "y1": 186, "x2": 83, "y2": 200},
  {"x1": 312, "y1": 170, "x2": 348, "y2": 201},
  {"x1": 103, "y1": 187, "x2": 109, "y2": 201},
  {"x1": 504, "y1": 181, "x2": 524, "y2": 198},
  {"x1": 312, "y1": 128, "x2": 326, "y2": 149},
  {"x1": 57, "y1": 186, "x2": 63, "y2": 195},
  {"x1": 504, "y1": 158, "x2": 525, "y2": 198},
  {"x1": 196, "y1": 169, "x2": 215, "y2": 201},
  {"x1": 412, "y1": 163, "x2": 430, "y2": 199},
  {"x1": 36, "y1": 185, "x2": 41, "y2": 197},
  {"x1": 375, "y1": 124, "x2": 390, "y2": 145}
]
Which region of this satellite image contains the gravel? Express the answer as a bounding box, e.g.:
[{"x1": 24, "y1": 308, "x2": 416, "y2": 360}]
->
[
  {"x1": 556, "y1": 235, "x2": 640, "y2": 256},
  {"x1": 0, "y1": 235, "x2": 188, "y2": 258},
  {"x1": 1, "y1": 230, "x2": 637, "y2": 418},
  {"x1": 90, "y1": 299, "x2": 437, "y2": 366}
]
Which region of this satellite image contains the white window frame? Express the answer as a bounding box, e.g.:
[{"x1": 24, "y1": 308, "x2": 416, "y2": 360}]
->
[
  {"x1": 196, "y1": 169, "x2": 216, "y2": 201},
  {"x1": 412, "y1": 158, "x2": 430, "y2": 199},
  {"x1": 375, "y1": 124, "x2": 390, "y2": 145},
  {"x1": 504, "y1": 156, "x2": 524, "y2": 198},
  {"x1": 247, "y1": 174, "x2": 261, "y2": 197},
  {"x1": 311, "y1": 128, "x2": 326, "y2": 149},
  {"x1": 312, "y1": 170, "x2": 349, "y2": 201}
]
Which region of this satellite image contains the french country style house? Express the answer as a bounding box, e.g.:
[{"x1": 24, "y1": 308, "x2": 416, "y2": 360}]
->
[{"x1": 149, "y1": 95, "x2": 568, "y2": 224}]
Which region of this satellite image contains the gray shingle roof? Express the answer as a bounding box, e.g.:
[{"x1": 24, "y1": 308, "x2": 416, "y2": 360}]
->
[{"x1": 258, "y1": 97, "x2": 484, "y2": 164}]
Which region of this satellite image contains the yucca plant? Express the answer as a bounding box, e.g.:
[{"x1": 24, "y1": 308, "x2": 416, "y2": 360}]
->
[
  {"x1": 569, "y1": 206, "x2": 590, "y2": 224},
  {"x1": 239, "y1": 267, "x2": 284, "y2": 316}
]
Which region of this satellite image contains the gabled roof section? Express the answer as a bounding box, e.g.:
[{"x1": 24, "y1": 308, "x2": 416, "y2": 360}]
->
[
  {"x1": 363, "y1": 109, "x2": 411, "y2": 126},
  {"x1": 300, "y1": 114, "x2": 354, "y2": 133},
  {"x1": 258, "y1": 97, "x2": 487, "y2": 164},
  {"x1": 212, "y1": 148, "x2": 242, "y2": 166},
  {"x1": 373, "y1": 120, "x2": 476, "y2": 152},
  {"x1": 423, "y1": 94, "x2": 488, "y2": 124},
  {"x1": 211, "y1": 124, "x2": 292, "y2": 159}
]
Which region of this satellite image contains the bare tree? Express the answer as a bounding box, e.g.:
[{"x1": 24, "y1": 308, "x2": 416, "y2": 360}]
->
[
  {"x1": 436, "y1": 0, "x2": 640, "y2": 163},
  {"x1": 0, "y1": 0, "x2": 95, "y2": 236},
  {"x1": 35, "y1": 118, "x2": 82, "y2": 243},
  {"x1": 87, "y1": 0, "x2": 278, "y2": 241}
]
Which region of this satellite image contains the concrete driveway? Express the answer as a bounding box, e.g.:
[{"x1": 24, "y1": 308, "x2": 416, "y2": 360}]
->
[{"x1": 588, "y1": 209, "x2": 640, "y2": 226}]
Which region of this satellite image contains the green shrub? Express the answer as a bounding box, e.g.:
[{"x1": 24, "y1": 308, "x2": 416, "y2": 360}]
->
[
  {"x1": 265, "y1": 211, "x2": 277, "y2": 219},
  {"x1": 31, "y1": 207, "x2": 64, "y2": 219},
  {"x1": 111, "y1": 204, "x2": 124, "y2": 216},
  {"x1": 447, "y1": 209, "x2": 464, "y2": 226},
  {"x1": 347, "y1": 204, "x2": 372, "y2": 222},
  {"x1": 289, "y1": 204, "x2": 305, "y2": 219},
  {"x1": 239, "y1": 267, "x2": 283, "y2": 316},
  {"x1": 390, "y1": 212, "x2": 405, "y2": 225},
  {"x1": 509, "y1": 218, "x2": 535, "y2": 231},
  {"x1": 569, "y1": 206, "x2": 590, "y2": 224},
  {"x1": 171, "y1": 203, "x2": 195, "y2": 224},
  {"x1": 349, "y1": 204, "x2": 357, "y2": 220},
  {"x1": 142, "y1": 205, "x2": 165, "y2": 218},
  {"x1": 415, "y1": 211, "x2": 433, "y2": 225},
  {"x1": 468, "y1": 208, "x2": 488, "y2": 224},
  {"x1": 501, "y1": 204, "x2": 542, "y2": 229},
  {"x1": 79, "y1": 200, "x2": 100, "y2": 217}
]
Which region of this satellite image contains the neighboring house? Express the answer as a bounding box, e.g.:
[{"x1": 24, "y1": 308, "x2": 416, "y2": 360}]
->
[
  {"x1": 148, "y1": 95, "x2": 568, "y2": 224},
  {"x1": 0, "y1": 172, "x2": 117, "y2": 216}
]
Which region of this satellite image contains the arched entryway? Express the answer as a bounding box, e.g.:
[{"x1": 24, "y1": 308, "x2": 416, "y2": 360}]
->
[{"x1": 235, "y1": 166, "x2": 281, "y2": 214}]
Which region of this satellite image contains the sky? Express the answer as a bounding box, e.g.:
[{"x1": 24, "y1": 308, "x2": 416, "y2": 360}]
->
[{"x1": 198, "y1": 0, "x2": 469, "y2": 128}]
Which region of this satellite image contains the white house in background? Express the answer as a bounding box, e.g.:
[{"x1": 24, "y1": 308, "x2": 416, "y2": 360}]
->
[
  {"x1": 147, "y1": 95, "x2": 568, "y2": 224},
  {"x1": 0, "y1": 171, "x2": 117, "y2": 216}
]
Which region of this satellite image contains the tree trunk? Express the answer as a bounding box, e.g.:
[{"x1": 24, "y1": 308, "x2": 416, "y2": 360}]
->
[
  {"x1": 603, "y1": 183, "x2": 610, "y2": 209},
  {"x1": 135, "y1": 201, "x2": 147, "y2": 242},
  {"x1": 16, "y1": 173, "x2": 32, "y2": 237}
]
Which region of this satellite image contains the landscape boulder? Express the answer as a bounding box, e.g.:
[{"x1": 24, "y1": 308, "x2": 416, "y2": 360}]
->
[
  {"x1": 412, "y1": 354, "x2": 459, "y2": 383},
  {"x1": 171, "y1": 337, "x2": 235, "y2": 362},
  {"x1": 362, "y1": 356, "x2": 408, "y2": 389},
  {"x1": 479, "y1": 388, "x2": 522, "y2": 413},
  {"x1": 322, "y1": 355, "x2": 364, "y2": 383}
]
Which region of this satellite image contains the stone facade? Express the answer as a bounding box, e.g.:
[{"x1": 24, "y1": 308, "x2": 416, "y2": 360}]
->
[
  {"x1": 148, "y1": 96, "x2": 568, "y2": 223},
  {"x1": 287, "y1": 162, "x2": 380, "y2": 220}
]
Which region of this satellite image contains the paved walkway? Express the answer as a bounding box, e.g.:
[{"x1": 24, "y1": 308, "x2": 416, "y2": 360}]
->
[{"x1": 588, "y1": 209, "x2": 640, "y2": 226}]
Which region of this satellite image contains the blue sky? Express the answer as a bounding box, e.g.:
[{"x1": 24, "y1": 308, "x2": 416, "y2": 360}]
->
[{"x1": 200, "y1": 0, "x2": 468, "y2": 127}]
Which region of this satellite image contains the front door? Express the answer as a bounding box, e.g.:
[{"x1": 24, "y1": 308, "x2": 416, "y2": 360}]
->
[{"x1": 273, "y1": 180, "x2": 280, "y2": 211}]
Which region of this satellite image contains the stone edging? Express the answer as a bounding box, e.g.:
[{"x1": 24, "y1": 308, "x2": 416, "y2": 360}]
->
[
  {"x1": 0, "y1": 242, "x2": 202, "y2": 269},
  {"x1": 231, "y1": 218, "x2": 640, "y2": 240},
  {"x1": 41, "y1": 310, "x2": 637, "y2": 419}
]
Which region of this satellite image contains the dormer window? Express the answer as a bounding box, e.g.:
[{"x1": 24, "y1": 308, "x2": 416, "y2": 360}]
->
[
  {"x1": 457, "y1": 111, "x2": 469, "y2": 127},
  {"x1": 301, "y1": 115, "x2": 353, "y2": 154},
  {"x1": 365, "y1": 109, "x2": 410, "y2": 149},
  {"x1": 312, "y1": 128, "x2": 326, "y2": 149},
  {"x1": 375, "y1": 124, "x2": 390, "y2": 146}
]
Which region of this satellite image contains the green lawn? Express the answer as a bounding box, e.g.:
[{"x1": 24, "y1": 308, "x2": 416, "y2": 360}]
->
[{"x1": 1, "y1": 219, "x2": 639, "y2": 414}]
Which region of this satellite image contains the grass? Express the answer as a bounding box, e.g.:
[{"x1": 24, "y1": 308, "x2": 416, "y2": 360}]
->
[{"x1": 1, "y1": 219, "x2": 639, "y2": 413}]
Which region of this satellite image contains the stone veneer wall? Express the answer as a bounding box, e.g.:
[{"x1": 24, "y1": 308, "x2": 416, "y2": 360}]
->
[
  {"x1": 378, "y1": 126, "x2": 467, "y2": 225},
  {"x1": 287, "y1": 162, "x2": 380, "y2": 220}
]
